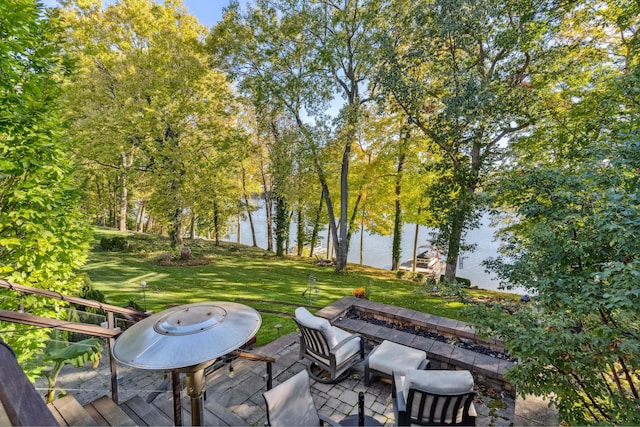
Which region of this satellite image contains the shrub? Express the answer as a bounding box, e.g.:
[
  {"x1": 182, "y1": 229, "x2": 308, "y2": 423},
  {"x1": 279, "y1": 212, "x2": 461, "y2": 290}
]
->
[
  {"x1": 352, "y1": 286, "x2": 367, "y2": 299},
  {"x1": 100, "y1": 236, "x2": 129, "y2": 251}
]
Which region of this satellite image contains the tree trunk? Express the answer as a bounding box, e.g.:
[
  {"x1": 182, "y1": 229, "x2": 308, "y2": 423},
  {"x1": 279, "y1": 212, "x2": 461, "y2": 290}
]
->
[
  {"x1": 359, "y1": 211, "x2": 364, "y2": 265},
  {"x1": 246, "y1": 203, "x2": 257, "y2": 247},
  {"x1": 169, "y1": 208, "x2": 182, "y2": 247},
  {"x1": 444, "y1": 205, "x2": 465, "y2": 282},
  {"x1": 265, "y1": 194, "x2": 273, "y2": 252},
  {"x1": 309, "y1": 193, "x2": 323, "y2": 257},
  {"x1": 274, "y1": 194, "x2": 288, "y2": 256},
  {"x1": 335, "y1": 140, "x2": 351, "y2": 271},
  {"x1": 260, "y1": 159, "x2": 273, "y2": 252},
  {"x1": 412, "y1": 206, "x2": 421, "y2": 273},
  {"x1": 136, "y1": 200, "x2": 145, "y2": 232},
  {"x1": 392, "y1": 151, "x2": 406, "y2": 271},
  {"x1": 326, "y1": 219, "x2": 332, "y2": 259},
  {"x1": 190, "y1": 211, "x2": 196, "y2": 239},
  {"x1": 296, "y1": 204, "x2": 304, "y2": 256},
  {"x1": 213, "y1": 200, "x2": 220, "y2": 246},
  {"x1": 242, "y1": 167, "x2": 258, "y2": 247},
  {"x1": 118, "y1": 171, "x2": 127, "y2": 231},
  {"x1": 237, "y1": 213, "x2": 241, "y2": 244}
]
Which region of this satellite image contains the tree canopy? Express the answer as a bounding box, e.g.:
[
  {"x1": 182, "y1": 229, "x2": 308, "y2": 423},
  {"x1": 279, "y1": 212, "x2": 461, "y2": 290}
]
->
[
  {"x1": 469, "y1": 0, "x2": 640, "y2": 423},
  {"x1": 0, "y1": 0, "x2": 90, "y2": 377},
  {"x1": 60, "y1": 0, "x2": 244, "y2": 244},
  {"x1": 1, "y1": 1, "x2": 639, "y2": 420}
]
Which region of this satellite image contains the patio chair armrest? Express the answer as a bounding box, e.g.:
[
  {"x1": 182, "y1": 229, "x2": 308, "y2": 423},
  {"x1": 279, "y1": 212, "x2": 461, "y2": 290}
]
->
[
  {"x1": 392, "y1": 371, "x2": 403, "y2": 400},
  {"x1": 330, "y1": 333, "x2": 363, "y2": 354},
  {"x1": 319, "y1": 414, "x2": 342, "y2": 426},
  {"x1": 417, "y1": 358, "x2": 430, "y2": 370}
]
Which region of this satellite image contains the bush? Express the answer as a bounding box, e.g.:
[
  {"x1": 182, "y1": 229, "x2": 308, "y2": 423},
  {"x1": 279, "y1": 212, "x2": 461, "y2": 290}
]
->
[
  {"x1": 78, "y1": 276, "x2": 105, "y2": 304},
  {"x1": 100, "y1": 236, "x2": 129, "y2": 251}
]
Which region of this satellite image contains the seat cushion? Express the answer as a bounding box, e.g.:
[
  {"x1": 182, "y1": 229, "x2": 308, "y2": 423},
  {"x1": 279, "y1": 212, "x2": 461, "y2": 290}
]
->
[
  {"x1": 295, "y1": 307, "x2": 338, "y2": 347},
  {"x1": 369, "y1": 341, "x2": 427, "y2": 376},
  {"x1": 331, "y1": 327, "x2": 361, "y2": 364},
  {"x1": 295, "y1": 307, "x2": 331, "y2": 330},
  {"x1": 263, "y1": 370, "x2": 319, "y2": 426},
  {"x1": 402, "y1": 369, "x2": 474, "y2": 399}
]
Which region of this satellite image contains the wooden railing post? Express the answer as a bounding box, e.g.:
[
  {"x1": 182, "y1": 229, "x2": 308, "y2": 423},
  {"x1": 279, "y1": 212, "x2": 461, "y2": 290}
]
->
[{"x1": 0, "y1": 338, "x2": 59, "y2": 426}]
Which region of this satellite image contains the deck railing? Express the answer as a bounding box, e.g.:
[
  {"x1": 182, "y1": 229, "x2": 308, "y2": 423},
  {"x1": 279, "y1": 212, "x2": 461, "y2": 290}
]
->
[
  {"x1": 0, "y1": 279, "x2": 148, "y2": 412},
  {"x1": 0, "y1": 279, "x2": 276, "y2": 426}
]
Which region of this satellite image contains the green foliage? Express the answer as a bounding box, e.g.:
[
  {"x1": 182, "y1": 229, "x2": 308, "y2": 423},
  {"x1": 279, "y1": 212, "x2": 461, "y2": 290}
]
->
[
  {"x1": 0, "y1": 0, "x2": 90, "y2": 378},
  {"x1": 473, "y1": 1, "x2": 640, "y2": 419},
  {"x1": 100, "y1": 236, "x2": 129, "y2": 251},
  {"x1": 375, "y1": 0, "x2": 559, "y2": 281},
  {"x1": 60, "y1": 0, "x2": 244, "y2": 239},
  {"x1": 42, "y1": 336, "x2": 103, "y2": 403},
  {"x1": 479, "y1": 141, "x2": 640, "y2": 424}
]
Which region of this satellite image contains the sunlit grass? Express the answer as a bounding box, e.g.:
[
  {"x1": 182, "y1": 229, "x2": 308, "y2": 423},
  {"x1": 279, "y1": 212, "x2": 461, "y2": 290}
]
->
[{"x1": 82, "y1": 227, "x2": 518, "y2": 345}]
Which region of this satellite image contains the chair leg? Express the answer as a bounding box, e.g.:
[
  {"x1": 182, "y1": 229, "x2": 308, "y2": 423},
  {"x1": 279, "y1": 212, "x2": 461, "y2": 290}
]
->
[
  {"x1": 298, "y1": 337, "x2": 305, "y2": 360},
  {"x1": 307, "y1": 363, "x2": 350, "y2": 384},
  {"x1": 364, "y1": 362, "x2": 371, "y2": 386}
]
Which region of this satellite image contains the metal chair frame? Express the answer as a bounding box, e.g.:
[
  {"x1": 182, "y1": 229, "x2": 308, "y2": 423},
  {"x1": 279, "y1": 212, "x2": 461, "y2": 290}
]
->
[
  {"x1": 293, "y1": 317, "x2": 364, "y2": 384},
  {"x1": 392, "y1": 371, "x2": 477, "y2": 426}
]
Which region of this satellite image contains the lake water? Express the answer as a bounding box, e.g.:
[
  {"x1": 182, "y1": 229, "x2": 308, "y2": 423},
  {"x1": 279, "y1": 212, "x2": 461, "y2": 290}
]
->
[{"x1": 224, "y1": 204, "x2": 523, "y2": 294}]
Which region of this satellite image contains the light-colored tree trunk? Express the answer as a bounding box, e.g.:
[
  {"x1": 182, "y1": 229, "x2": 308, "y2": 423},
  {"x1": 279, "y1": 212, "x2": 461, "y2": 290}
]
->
[
  {"x1": 260, "y1": 159, "x2": 274, "y2": 252},
  {"x1": 412, "y1": 220, "x2": 420, "y2": 273},
  {"x1": 309, "y1": 193, "x2": 323, "y2": 258},
  {"x1": 241, "y1": 166, "x2": 258, "y2": 247},
  {"x1": 118, "y1": 170, "x2": 127, "y2": 231}
]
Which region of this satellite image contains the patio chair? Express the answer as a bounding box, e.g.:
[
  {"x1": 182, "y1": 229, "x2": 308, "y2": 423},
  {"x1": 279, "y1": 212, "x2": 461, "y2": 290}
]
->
[
  {"x1": 392, "y1": 369, "x2": 477, "y2": 426},
  {"x1": 294, "y1": 307, "x2": 364, "y2": 383},
  {"x1": 263, "y1": 370, "x2": 341, "y2": 426}
]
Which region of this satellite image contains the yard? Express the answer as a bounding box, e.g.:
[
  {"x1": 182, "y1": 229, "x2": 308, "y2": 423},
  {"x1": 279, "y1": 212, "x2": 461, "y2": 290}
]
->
[{"x1": 82, "y1": 228, "x2": 519, "y2": 346}]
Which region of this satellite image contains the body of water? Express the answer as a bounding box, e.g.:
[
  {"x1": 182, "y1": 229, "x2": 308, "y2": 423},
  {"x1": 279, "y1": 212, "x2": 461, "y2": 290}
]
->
[{"x1": 225, "y1": 203, "x2": 523, "y2": 294}]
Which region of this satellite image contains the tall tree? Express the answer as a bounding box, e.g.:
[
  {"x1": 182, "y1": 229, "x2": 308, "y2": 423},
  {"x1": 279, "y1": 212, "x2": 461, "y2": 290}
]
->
[
  {"x1": 61, "y1": 0, "x2": 241, "y2": 243},
  {"x1": 471, "y1": 0, "x2": 640, "y2": 423},
  {"x1": 211, "y1": 0, "x2": 383, "y2": 271},
  {"x1": 377, "y1": 0, "x2": 558, "y2": 281},
  {"x1": 0, "y1": 0, "x2": 90, "y2": 378}
]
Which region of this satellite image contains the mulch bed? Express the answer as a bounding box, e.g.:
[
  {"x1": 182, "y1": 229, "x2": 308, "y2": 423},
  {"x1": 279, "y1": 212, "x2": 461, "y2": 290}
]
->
[{"x1": 156, "y1": 257, "x2": 211, "y2": 267}]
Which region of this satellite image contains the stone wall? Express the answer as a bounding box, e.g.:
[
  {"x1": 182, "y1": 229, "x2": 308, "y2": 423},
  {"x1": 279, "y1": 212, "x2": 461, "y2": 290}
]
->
[{"x1": 316, "y1": 296, "x2": 514, "y2": 395}]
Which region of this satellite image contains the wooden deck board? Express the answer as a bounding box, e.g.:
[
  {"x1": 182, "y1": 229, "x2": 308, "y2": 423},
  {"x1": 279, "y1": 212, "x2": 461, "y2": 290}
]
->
[
  {"x1": 120, "y1": 395, "x2": 173, "y2": 426},
  {"x1": 84, "y1": 396, "x2": 136, "y2": 426},
  {"x1": 148, "y1": 392, "x2": 235, "y2": 426},
  {"x1": 48, "y1": 395, "x2": 98, "y2": 426}
]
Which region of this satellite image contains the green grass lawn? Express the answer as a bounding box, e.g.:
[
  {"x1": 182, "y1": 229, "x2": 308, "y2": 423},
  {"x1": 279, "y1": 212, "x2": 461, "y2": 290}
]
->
[{"x1": 82, "y1": 228, "x2": 518, "y2": 346}]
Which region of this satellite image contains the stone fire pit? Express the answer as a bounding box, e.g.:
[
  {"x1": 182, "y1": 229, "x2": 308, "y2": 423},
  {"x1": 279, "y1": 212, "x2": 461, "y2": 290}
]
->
[{"x1": 314, "y1": 296, "x2": 514, "y2": 395}]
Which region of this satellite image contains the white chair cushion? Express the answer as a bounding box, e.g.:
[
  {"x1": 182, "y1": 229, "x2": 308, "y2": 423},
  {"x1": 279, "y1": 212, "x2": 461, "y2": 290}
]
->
[
  {"x1": 402, "y1": 369, "x2": 474, "y2": 400},
  {"x1": 398, "y1": 370, "x2": 475, "y2": 424},
  {"x1": 331, "y1": 327, "x2": 361, "y2": 363},
  {"x1": 295, "y1": 307, "x2": 330, "y2": 330},
  {"x1": 263, "y1": 370, "x2": 319, "y2": 426},
  {"x1": 369, "y1": 341, "x2": 426, "y2": 376},
  {"x1": 295, "y1": 307, "x2": 339, "y2": 347}
]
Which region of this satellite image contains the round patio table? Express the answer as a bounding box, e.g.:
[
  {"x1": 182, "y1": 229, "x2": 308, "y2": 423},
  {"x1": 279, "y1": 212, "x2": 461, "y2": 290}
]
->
[{"x1": 112, "y1": 301, "x2": 261, "y2": 426}]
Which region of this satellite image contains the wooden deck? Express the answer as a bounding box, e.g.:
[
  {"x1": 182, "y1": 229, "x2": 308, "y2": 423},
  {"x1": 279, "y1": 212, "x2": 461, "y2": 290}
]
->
[{"x1": 47, "y1": 391, "x2": 247, "y2": 426}]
